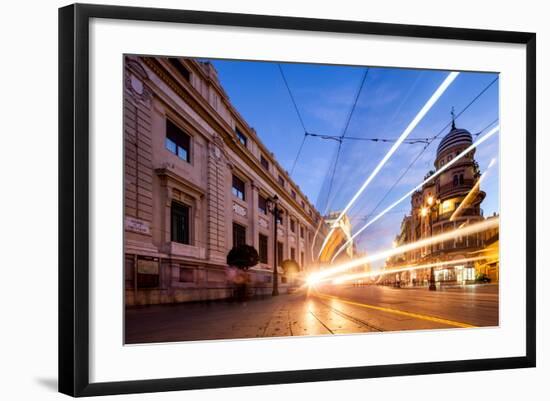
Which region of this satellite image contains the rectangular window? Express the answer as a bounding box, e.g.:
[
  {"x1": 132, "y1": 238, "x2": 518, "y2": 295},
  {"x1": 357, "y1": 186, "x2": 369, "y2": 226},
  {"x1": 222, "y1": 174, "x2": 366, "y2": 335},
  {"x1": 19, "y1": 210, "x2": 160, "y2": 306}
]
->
[
  {"x1": 232, "y1": 175, "x2": 245, "y2": 201},
  {"x1": 235, "y1": 127, "x2": 247, "y2": 147},
  {"x1": 179, "y1": 267, "x2": 194, "y2": 283},
  {"x1": 301, "y1": 200, "x2": 305, "y2": 209},
  {"x1": 166, "y1": 119, "x2": 191, "y2": 162},
  {"x1": 300, "y1": 252, "x2": 305, "y2": 269},
  {"x1": 300, "y1": 226, "x2": 305, "y2": 239},
  {"x1": 290, "y1": 219, "x2": 295, "y2": 233},
  {"x1": 260, "y1": 155, "x2": 269, "y2": 171},
  {"x1": 258, "y1": 195, "x2": 267, "y2": 215},
  {"x1": 290, "y1": 247, "x2": 296, "y2": 261},
  {"x1": 168, "y1": 58, "x2": 190, "y2": 81},
  {"x1": 259, "y1": 234, "x2": 268, "y2": 264},
  {"x1": 233, "y1": 222, "x2": 247, "y2": 248},
  {"x1": 136, "y1": 257, "x2": 160, "y2": 289},
  {"x1": 276, "y1": 211, "x2": 283, "y2": 225},
  {"x1": 171, "y1": 201, "x2": 190, "y2": 244},
  {"x1": 278, "y1": 175, "x2": 285, "y2": 187},
  {"x1": 277, "y1": 242, "x2": 284, "y2": 266},
  {"x1": 291, "y1": 190, "x2": 297, "y2": 199}
]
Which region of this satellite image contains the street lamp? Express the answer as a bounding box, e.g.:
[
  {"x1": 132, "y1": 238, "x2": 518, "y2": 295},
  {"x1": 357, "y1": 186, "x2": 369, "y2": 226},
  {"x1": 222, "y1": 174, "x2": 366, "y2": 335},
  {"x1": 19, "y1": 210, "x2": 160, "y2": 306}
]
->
[
  {"x1": 422, "y1": 196, "x2": 439, "y2": 291},
  {"x1": 266, "y1": 195, "x2": 283, "y2": 296}
]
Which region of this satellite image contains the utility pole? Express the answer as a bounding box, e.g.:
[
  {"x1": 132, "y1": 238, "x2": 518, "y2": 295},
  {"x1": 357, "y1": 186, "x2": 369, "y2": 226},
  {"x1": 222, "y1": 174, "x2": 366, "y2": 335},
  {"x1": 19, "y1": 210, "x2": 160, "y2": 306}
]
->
[{"x1": 267, "y1": 195, "x2": 282, "y2": 296}]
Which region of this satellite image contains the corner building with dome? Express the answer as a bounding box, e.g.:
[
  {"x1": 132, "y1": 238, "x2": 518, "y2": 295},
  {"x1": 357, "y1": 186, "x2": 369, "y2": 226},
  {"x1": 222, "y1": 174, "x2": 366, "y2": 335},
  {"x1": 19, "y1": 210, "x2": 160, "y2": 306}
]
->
[{"x1": 385, "y1": 117, "x2": 499, "y2": 287}]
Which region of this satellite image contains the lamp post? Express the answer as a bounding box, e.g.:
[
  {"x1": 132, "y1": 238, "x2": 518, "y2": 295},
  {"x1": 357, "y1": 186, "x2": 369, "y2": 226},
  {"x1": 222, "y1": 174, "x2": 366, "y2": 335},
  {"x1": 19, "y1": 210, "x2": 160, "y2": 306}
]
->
[
  {"x1": 266, "y1": 195, "x2": 283, "y2": 296},
  {"x1": 422, "y1": 196, "x2": 439, "y2": 291}
]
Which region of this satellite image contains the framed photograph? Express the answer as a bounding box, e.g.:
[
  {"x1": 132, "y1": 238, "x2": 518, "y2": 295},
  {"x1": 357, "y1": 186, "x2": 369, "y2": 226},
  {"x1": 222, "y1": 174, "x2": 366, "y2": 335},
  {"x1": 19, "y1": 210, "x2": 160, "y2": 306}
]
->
[{"x1": 59, "y1": 3, "x2": 536, "y2": 397}]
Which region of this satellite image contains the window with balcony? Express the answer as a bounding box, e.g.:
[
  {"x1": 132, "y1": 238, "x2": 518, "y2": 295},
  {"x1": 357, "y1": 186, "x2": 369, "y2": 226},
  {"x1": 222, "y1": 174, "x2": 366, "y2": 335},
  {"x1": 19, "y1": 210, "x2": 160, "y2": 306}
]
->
[
  {"x1": 232, "y1": 175, "x2": 245, "y2": 201},
  {"x1": 171, "y1": 201, "x2": 190, "y2": 244},
  {"x1": 166, "y1": 119, "x2": 191, "y2": 162}
]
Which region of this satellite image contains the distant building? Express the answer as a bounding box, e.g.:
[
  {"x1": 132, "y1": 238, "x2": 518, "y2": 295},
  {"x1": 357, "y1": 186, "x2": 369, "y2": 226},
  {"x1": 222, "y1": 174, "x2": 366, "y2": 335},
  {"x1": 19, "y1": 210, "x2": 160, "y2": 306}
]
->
[
  {"x1": 384, "y1": 118, "x2": 499, "y2": 286},
  {"x1": 124, "y1": 56, "x2": 327, "y2": 305},
  {"x1": 318, "y1": 211, "x2": 354, "y2": 264}
]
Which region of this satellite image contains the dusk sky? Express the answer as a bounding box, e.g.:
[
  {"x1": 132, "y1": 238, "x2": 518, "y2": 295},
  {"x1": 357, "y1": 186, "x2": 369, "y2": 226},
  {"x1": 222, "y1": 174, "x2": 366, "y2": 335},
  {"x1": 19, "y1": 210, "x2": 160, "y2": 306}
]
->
[{"x1": 207, "y1": 59, "x2": 500, "y2": 262}]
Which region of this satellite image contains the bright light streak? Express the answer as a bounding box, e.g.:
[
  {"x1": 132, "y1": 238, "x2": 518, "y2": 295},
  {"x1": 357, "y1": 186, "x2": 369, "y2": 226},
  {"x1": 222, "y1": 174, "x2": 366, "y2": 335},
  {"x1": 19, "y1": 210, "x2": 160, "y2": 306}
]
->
[
  {"x1": 316, "y1": 71, "x2": 460, "y2": 259},
  {"x1": 331, "y1": 257, "x2": 485, "y2": 284},
  {"x1": 330, "y1": 124, "x2": 500, "y2": 262},
  {"x1": 329, "y1": 72, "x2": 460, "y2": 225},
  {"x1": 306, "y1": 274, "x2": 321, "y2": 287},
  {"x1": 316, "y1": 217, "x2": 498, "y2": 281},
  {"x1": 450, "y1": 158, "x2": 496, "y2": 222}
]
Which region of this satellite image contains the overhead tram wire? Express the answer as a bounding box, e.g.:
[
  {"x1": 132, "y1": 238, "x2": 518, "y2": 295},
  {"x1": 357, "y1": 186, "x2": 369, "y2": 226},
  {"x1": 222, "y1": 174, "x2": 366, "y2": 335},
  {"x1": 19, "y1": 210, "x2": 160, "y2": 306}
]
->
[
  {"x1": 353, "y1": 75, "x2": 499, "y2": 228},
  {"x1": 277, "y1": 64, "x2": 309, "y2": 176},
  {"x1": 304, "y1": 132, "x2": 433, "y2": 144},
  {"x1": 316, "y1": 70, "x2": 460, "y2": 261},
  {"x1": 323, "y1": 67, "x2": 370, "y2": 213},
  {"x1": 311, "y1": 67, "x2": 369, "y2": 262}
]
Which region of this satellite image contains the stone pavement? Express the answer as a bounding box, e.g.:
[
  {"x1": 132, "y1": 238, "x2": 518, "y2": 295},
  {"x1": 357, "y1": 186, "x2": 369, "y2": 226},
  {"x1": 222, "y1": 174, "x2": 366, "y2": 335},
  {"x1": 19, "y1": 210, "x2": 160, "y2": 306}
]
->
[{"x1": 125, "y1": 284, "x2": 498, "y2": 344}]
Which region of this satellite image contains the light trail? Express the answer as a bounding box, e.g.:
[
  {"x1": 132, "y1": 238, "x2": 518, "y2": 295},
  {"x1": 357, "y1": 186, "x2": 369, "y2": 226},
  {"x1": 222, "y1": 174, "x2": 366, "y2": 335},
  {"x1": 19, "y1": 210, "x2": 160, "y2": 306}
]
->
[
  {"x1": 330, "y1": 257, "x2": 485, "y2": 284},
  {"x1": 307, "y1": 217, "x2": 499, "y2": 283},
  {"x1": 330, "y1": 124, "x2": 500, "y2": 262},
  {"x1": 316, "y1": 71, "x2": 460, "y2": 259},
  {"x1": 450, "y1": 158, "x2": 496, "y2": 222}
]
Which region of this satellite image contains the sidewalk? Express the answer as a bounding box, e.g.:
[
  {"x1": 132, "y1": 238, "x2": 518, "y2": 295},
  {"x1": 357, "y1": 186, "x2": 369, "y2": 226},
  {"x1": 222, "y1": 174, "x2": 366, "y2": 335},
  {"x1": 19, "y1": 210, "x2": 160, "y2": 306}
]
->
[{"x1": 125, "y1": 290, "x2": 377, "y2": 344}]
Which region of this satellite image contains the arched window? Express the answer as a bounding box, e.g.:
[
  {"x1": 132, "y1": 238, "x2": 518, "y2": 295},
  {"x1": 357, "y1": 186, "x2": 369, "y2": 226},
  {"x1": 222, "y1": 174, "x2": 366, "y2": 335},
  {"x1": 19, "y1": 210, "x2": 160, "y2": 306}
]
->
[
  {"x1": 459, "y1": 174, "x2": 464, "y2": 185},
  {"x1": 453, "y1": 175, "x2": 458, "y2": 186}
]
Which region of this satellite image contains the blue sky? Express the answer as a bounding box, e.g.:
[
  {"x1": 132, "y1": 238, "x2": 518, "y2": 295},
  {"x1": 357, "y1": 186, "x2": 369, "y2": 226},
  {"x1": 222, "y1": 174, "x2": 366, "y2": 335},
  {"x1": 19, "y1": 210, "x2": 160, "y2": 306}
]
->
[{"x1": 207, "y1": 59, "x2": 500, "y2": 260}]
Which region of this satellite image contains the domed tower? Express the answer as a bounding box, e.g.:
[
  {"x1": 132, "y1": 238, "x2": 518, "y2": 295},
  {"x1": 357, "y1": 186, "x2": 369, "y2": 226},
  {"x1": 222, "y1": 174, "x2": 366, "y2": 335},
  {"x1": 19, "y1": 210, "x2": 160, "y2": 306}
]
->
[
  {"x1": 433, "y1": 113, "x2": 485, "y2": 220},
  {"x1": 423, "y1": 110, "x2": 486, "y2": 263}
]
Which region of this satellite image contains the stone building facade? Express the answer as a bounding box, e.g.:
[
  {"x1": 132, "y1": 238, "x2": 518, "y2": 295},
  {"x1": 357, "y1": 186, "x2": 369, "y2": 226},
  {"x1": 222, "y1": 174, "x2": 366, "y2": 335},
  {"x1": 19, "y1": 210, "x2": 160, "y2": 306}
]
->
[
  {"x1": 385, "y1": 120, "x2": 499, "y2": 286},
  {"x1": 123, "y1": 56, "x2": 327, "y2": 305}
]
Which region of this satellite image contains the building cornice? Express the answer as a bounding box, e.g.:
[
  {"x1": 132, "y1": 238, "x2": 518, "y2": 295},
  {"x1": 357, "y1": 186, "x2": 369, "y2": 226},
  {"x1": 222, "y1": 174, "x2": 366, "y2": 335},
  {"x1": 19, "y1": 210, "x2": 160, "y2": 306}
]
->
[{"x1": 143, "y1": 57, "x2": 320, "y2": 227}]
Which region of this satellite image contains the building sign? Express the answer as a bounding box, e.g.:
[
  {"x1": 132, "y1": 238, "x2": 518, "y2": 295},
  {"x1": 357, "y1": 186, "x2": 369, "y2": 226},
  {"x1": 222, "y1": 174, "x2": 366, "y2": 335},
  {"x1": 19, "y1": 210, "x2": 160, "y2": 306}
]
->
[
  {"x1": 125, "y1": 217, "x2": 150, "y2": 235},
  {"x1": 137, "y1": 257, "x2": 159, "y2": 274},
  {"x1": 232, "y1": 202, "x2": 247, "y2": 217}
]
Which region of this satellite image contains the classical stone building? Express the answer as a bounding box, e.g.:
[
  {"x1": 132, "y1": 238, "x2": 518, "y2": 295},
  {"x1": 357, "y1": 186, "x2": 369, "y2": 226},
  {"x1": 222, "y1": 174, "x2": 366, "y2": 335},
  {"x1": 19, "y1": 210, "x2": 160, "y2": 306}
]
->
[
  {"x1": 385, "y1": 119, "x2": 499, "y2": 286},
  {"x1": 123, "y1": 56, "x2": 327, "y2": 305}
]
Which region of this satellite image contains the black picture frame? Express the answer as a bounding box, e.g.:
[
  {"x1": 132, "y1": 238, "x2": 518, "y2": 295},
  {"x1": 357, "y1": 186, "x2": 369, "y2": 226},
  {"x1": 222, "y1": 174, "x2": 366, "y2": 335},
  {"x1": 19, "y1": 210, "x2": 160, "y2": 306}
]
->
[{"x1": 59, "y1": 3, "x2": 536, "y2": 397}]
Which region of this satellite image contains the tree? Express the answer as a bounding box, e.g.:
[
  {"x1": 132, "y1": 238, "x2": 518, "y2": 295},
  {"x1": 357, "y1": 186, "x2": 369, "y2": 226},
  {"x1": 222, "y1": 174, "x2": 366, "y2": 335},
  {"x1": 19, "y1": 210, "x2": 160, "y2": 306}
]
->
[{"x1": 226, "y1": 245, "x2": 259, "y2": 270}]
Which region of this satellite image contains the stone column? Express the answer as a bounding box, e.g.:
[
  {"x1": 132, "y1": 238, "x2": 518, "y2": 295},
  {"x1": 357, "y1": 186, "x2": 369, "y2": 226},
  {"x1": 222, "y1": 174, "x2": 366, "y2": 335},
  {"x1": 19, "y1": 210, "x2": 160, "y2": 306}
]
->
[
  {"x1": 250, "y1": 182, "x2": 259, "y2": 250},
  {"x1": 206, "y1": 136, "x2": 227, "y2": 265}
]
